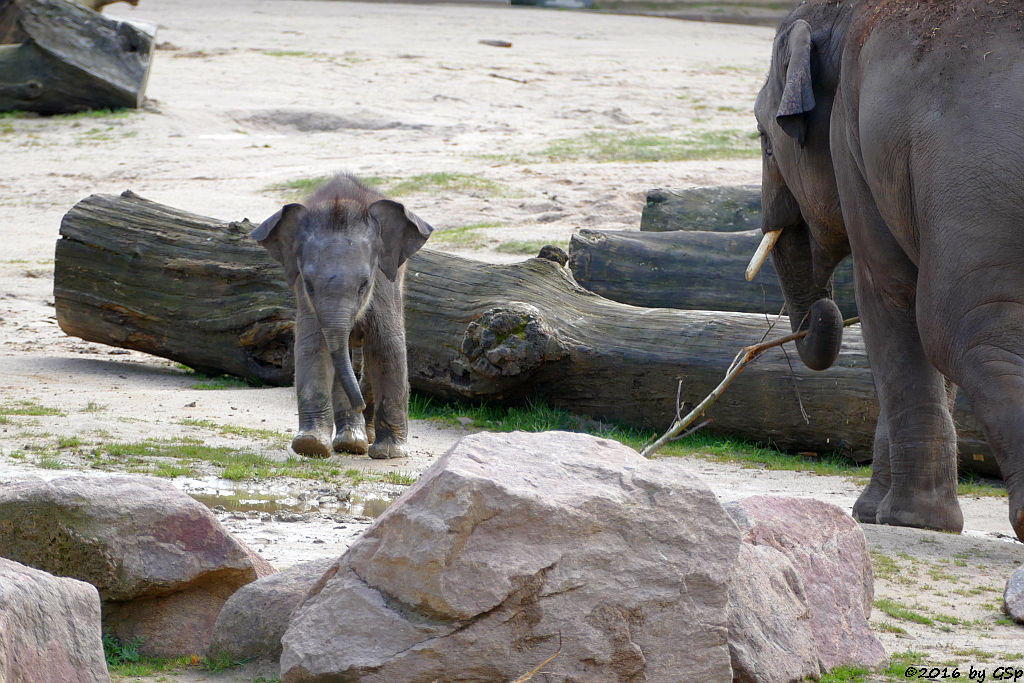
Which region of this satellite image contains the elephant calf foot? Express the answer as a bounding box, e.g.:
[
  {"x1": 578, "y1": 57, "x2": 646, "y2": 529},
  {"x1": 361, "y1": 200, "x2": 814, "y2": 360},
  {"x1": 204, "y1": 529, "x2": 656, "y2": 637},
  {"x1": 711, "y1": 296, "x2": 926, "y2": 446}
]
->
[
  {"x1": 333, "y1": 425, "x2": 369, "y2": 455},
  {"x1": 292, "y1": 430, "x2": 333, "y2": 459},
  {"x1": 877, "y1": 492, "x2": 964, "y2": 534},
  {"x1": 368, "y1": 433, "x2": 408, "y2": 460}
]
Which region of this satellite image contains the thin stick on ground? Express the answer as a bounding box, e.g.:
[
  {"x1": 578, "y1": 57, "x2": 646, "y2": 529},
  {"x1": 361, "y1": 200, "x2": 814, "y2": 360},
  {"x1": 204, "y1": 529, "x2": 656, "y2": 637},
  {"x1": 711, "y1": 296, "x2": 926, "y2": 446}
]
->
[{"x1": 640, "y1": 317, "x2": 860, "y2": 459}]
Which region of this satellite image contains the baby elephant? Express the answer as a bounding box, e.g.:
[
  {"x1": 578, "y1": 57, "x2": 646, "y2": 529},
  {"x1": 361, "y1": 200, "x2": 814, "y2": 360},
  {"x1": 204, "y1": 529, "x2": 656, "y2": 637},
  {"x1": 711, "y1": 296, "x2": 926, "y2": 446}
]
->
[{"x1": 251, "y1": 174, "x2": 433, "y2": 459}]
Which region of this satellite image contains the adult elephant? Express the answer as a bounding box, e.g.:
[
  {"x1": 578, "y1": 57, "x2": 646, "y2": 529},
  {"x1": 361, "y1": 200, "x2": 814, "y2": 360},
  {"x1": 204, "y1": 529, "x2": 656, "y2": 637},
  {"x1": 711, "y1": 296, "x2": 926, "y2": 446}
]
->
[{"x1": 746, "y1": 0, "x2": 1024, "y2": 540}]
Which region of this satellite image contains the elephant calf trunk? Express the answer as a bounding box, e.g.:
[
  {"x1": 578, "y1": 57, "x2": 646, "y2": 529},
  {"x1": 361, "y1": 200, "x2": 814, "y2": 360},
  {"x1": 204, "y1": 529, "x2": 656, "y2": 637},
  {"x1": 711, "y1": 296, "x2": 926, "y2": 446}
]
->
[{"x1": 331, "y1": 346, "x2": 366, "y2": 413}]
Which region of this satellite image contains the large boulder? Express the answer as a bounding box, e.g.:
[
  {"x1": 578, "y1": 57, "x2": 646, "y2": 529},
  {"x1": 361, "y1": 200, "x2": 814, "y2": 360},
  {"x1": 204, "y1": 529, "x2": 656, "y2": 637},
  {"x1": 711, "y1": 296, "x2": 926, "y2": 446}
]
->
[
  {"x1": 209, "y1": 558, "x2": 336, "y2": 661},
  {"x1": 0, "y1": 557, "x2": 109, "y2": 683},
  {"x1": 727, "y1": 543, "x2": 819, "y2": 683},
  {"x1": 280, "y1": 431, "x2": 743, "y2": 682},
  {"x1": 0, "y1": 475, "x2": 276, "y2": 657},
  {"x1": 728, "y1": 496, "x2": 887, "y2": 671}
]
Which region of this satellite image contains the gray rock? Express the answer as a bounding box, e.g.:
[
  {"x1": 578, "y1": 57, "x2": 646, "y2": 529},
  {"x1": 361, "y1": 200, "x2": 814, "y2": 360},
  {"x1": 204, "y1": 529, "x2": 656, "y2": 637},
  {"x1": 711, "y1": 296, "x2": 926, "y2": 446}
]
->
[
  {"x1": 0, "y1": 557, "x2": 109, "y2": 683},
  {"x1": 1004, "y1": 565, "x2": 1024, "y2": 623},
  {"x1": 641, "y1": 185, "x2": 762, "y2": 233},
  {"x1": 729, "y1": 495, "x2": 887, "y2": 671},
  {"x1": 728, "y1": 543, "x2": 819, "y2": 683},
  {"x1": 281, "y1": 431, "x2": 741, "y2": 682},
  {"x1": 0, "y1": 475, "x2": 276, "y2": 657},
  {"x1": 209, "y1": 558, "x2": 337, "y2": 660}
]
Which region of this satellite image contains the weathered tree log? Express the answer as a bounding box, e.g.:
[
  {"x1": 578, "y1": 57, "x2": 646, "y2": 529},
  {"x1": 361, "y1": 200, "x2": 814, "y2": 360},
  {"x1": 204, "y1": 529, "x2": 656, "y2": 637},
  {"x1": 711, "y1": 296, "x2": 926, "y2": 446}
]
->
[
  {"x1": 0, "y1": 0, "x2": 153, "y2": 114},
  {"x1": 54, "y1": 192, "x2": 997, "y2": 475},
  {"x1": 641, "y1": 185, "x2": 762, "y2": 232},
  {"x1": 568, "y1": 228, "x2": 859, "y2": 316}
]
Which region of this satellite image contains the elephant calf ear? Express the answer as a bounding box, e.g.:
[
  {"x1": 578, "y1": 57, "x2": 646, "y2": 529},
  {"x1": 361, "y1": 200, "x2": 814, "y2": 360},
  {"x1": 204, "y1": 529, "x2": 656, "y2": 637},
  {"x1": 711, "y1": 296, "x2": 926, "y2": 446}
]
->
[
  {"x1": 775, "y1": 19, "x2": 815, "y2": 146},
  {"x1": 250, "y1": 203, "x2": 306, "y2": 285},
  {"x1": 369, "y1": 199, "x2": 435, "y2": 281}
]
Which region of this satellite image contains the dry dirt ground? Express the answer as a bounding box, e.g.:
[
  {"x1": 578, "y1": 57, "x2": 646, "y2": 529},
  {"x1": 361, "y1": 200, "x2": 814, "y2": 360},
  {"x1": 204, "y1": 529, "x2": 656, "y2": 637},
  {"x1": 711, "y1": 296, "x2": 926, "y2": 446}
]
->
[{"x1": 1, "y1": 1, "x2": 1023, "y2": 680}]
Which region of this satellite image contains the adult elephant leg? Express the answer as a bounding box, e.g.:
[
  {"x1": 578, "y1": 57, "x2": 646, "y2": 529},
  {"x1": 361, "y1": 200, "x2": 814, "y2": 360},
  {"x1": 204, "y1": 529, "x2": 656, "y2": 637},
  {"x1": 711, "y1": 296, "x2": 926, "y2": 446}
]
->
[
  {"x1": 852, "y1": 407, "x2": 890, "y2": 523},
  {"x1": 917, "y1": 221, "x2": 1024, "y2": 541},
  {"x1": 292, "y1": 295, "x2": 335, "y2": 458},
  {"x1": 832, "y1": 121, "x2": 962, "y2": 532}
]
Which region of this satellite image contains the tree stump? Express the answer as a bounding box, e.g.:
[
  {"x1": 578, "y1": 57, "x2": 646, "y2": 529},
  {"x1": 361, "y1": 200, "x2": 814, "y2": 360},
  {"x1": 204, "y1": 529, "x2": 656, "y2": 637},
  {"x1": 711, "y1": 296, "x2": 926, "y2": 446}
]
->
[
  {"x1": 53, "y1": 192, "x2": 997, "y2": 475},
  {"x1": 568, "y1": 228, "x2": 858, "y2": 316},
  {"x1": 0, "y1": 0, "x2": 154, "y2": 114}
]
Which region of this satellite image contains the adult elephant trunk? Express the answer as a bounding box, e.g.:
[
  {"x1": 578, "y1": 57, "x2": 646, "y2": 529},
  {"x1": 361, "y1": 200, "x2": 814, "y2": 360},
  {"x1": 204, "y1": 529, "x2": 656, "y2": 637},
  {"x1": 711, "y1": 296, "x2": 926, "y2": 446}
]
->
[{"x1": 751, "y1": 218, "x2": 844, "y2": 372}]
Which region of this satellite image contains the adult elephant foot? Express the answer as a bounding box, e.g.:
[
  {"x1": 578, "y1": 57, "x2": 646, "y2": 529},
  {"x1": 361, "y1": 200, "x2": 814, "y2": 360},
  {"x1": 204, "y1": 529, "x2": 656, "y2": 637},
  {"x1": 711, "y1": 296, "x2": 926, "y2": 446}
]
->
[
  {"x1": 851, "y1": 482, "x2": 887, "y2": 524},
  {"x1": 292, "y1": 429, "x2": 333, "y2": 459},
  {"x1": 876, "y1": 490, "x2": 964, "y2": 534},
  {"x1": 368, "y1": 430, "x2": 408, "y2": 460}
]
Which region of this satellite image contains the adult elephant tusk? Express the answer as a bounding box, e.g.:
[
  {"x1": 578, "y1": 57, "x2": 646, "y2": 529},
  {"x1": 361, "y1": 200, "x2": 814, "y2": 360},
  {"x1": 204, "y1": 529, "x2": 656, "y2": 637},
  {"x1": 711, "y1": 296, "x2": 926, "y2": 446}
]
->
[{"x1": 745, "y1": 229, "x2": 783, "y2": 281}]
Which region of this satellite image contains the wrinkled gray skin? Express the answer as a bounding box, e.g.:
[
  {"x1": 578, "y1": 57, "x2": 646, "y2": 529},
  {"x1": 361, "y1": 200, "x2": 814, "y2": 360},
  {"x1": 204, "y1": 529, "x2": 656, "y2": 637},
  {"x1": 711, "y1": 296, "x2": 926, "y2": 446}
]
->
[
  {"x1": 252, "y1": 175, "x2": 433, "y2": 459},
  {"x1": 756, "y1": 0, "x2": 1024, "y2": 539}
]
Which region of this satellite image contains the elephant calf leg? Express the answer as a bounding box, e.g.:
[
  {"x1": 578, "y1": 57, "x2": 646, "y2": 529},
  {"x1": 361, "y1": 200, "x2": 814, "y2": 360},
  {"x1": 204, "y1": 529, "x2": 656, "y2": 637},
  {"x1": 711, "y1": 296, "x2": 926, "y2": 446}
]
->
[
  {"x1": 368, "y1": 396, "x2": 409, "y2": 460},
  {"x1": 332, "y1": 368, "x2": 371, "y2": 455}
]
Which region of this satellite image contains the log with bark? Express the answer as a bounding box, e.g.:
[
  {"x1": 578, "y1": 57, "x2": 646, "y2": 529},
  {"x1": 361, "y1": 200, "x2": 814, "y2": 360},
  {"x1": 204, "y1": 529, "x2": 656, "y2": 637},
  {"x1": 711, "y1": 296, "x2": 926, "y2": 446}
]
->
[
  {"x1": 641, "y1": 185, "x2": 762, "y2": 232},
  {"x1": 54, "y1": 192, "x2": 997, "y2": 475},
  {"x1": 0, "y1": 0, "x2": 154, "y2": 114},
  {"x1": 568, "y1": 228, "x2": 859, "y2": 316}
]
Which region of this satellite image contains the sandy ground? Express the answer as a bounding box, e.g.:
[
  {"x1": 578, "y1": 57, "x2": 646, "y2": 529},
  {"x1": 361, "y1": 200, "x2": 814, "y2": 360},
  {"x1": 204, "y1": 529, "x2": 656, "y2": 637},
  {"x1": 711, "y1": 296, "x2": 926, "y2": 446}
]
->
[{"x1": 2, "y1": 0, "x2": 1023, "y2": 679}]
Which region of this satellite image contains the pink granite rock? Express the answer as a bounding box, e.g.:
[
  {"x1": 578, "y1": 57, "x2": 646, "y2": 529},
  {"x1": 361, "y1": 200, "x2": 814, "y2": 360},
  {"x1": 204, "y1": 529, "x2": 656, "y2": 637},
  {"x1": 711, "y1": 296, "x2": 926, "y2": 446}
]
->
[
  {"x1": 281, "y1": 431, "x2": 742, "y2": 682},
  {"x1": 0, "y1": 557, "x2": 109, "y2": 683},
  {"x1": 0, "y1": 475, "x2": 276, "y2": 656},
  {"x1": 729, "y1": 495, "x2": 887, "y2": 670}
]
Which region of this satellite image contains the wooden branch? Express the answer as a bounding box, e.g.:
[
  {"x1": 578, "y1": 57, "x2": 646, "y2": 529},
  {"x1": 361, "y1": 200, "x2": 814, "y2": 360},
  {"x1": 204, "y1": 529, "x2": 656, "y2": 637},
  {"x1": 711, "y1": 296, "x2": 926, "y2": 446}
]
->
[{"x1": 640, "y1": 317, "x2": 860, "y2": 458}]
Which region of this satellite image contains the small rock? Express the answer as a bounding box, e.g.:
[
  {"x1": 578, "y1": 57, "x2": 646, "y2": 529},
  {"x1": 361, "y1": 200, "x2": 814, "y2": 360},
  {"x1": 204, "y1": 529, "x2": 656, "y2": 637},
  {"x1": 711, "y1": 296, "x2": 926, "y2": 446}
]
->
[
  {"x1": 1004, "y1": 565, "x2": 1024, "y2": 622},
  {"x1": 456, "y1": 416, "x2": 473, "y2": 427}
]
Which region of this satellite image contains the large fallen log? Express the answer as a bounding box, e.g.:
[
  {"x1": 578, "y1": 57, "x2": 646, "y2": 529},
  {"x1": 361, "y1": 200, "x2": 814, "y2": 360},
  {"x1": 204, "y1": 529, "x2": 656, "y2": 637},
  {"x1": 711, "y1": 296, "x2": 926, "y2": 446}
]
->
[
  {"x1": 568, "y1": 228, "x2": 859, "y2": 316},
  {"x1": 53, "y1": 192, "x2": 996, "y2": 474},
  {"x1": 641, "y1": 185, "x2": 762, "y2": 232},
  {"x1": 0, "y1": 0, "x2": 154, "y2": 114}
]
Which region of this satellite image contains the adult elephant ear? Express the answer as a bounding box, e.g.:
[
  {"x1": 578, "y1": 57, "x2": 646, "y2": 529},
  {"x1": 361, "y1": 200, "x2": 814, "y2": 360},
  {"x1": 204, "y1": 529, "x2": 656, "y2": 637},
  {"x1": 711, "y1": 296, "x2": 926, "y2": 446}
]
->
[
  {"x1": 369, "y1": 199, "x2": 435, "y2": 282},
  {"x1": 250, "y1": 203, "x2": 306, "y2": 286},
  {"x1": 774, "y1": 19, "x2": 815, "y2": 146}
]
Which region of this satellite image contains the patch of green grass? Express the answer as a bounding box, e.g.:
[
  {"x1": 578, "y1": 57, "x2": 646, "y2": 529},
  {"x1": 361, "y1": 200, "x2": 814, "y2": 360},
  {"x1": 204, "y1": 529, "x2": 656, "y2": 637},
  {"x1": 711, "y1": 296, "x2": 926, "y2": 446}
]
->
[
  {"x1": 870, "y1": 551, "x2": 901, "y2": 581},
  {"x1": 54, "y1": 108, "x2": 132, "y2": 120},
  {"x1": 81, "y1": 401, "x2": 107, "y2": 413},
  {"x1": 103, "y1": 633, "x2": 211, "y2": 676},
  {"x1": 534, "y1": 128, "x2": 760, "y2": 163},
  {"x1": 958, "y1": 472, "x2": 1008, "y2": 498},
  {"x1": 201, "y1": 651, "x2": 247, "y2": 673},
  {"x1": 381, "y1": 471, "x2": 417, "y2": 485},
  {"x1": 821, "y1": 666, "x2": 870, "y2": 683},
  {"x1": 37, "y1": 456, "x2": 67, "y2": 470},
  {"x1": 8, "y1": 450, "x2": 26, "y2": 460},
  {"x1": 386, "y1": 172, "x2": 504, "y2": 198},
  {"x1": 152, "y1": 462, "x2": 196, "y2": 478},
  {"x1": 262, "y1": 49, "x2": 321, "y2": 58},
  {"x1": 179, "y1": 418, "x2": 289, "y2": 443},
  {"x1": 344, "y1": 468, "x2": 365, "y2": 485},
  {"x1": 495, "y1": 239, "x2": 560, "y2": 256},
  {"x1": 58, "y1": 436, "x2": 82, "y2": 449},
  {"x1": 1, "y1": 401, "x2": 65, "y2": 417},
  {"x1": 430, "y1": 222, "x2": 502, "y2": 249},
  {"x1": 883, "y1": 651, "x2": 929, "y2": 680},
  {"x1": 874, "y1": 598, "x2": 933, "y2": 625},
  {"x1": 873, "y1": 621, "x2": 908, "y2": 635}
]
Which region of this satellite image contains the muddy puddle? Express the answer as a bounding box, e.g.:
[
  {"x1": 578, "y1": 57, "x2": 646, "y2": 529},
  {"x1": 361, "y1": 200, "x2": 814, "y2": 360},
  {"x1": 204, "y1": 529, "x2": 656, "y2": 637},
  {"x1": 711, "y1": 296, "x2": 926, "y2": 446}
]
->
[{"x1": 172, "y1": 475, "x2": 397, "y2": 521}]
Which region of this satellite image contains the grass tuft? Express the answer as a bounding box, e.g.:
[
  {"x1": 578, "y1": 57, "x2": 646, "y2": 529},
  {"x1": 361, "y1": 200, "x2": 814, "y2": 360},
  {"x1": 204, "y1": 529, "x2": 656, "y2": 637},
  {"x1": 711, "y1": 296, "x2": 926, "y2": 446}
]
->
[{"x1": 535, "y1": 128, "x2": 760, "y2": 163}]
